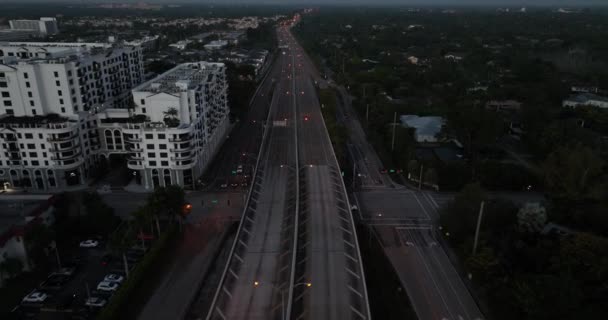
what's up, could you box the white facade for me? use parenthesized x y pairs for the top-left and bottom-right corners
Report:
(9, 18), (59, 35)
(563, 93), (608, 109)
(99, 62), (230, 191)
(0, 42), (144, 190)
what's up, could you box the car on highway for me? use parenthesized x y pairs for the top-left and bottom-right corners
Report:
(236, 165), (243, 174)
(85, 297), (107, 308)
(22, 291), (48, 303)
(52, 267), (76, 277)
(79, 240), (99, 248)
(220, 182), (228, 188)
(230, 182), (239, 188)
(96, 281), (119, 292)
(103, 274), (124, 283)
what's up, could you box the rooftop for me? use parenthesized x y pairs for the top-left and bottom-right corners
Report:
(135, 62), (224, 94)
(0, 114), (70, 125)
(566, 93), (608, 103)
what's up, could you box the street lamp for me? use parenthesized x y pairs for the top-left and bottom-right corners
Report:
(253, 281), (311, 320)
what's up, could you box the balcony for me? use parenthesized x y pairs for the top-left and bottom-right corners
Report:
(47, 133), (77, 142)
(50, 143), (78, 152)
(169, 144), (193, 152)
(125, 136), (142, 143)
(128, 155), (144, 161)
(127, 161), (144, 170)
(126, 146), (143, 152)
(51, 150), (81, 161)
(168, 137), (190, 143)
(5, 135), (17, 142)
(170, 153), (194, 161)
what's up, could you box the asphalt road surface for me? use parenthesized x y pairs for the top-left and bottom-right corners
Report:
(206, 32), (299, 320)
(287, 26), (371, 320)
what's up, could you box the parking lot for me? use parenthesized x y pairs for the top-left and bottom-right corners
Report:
(12, 236), (151, 320)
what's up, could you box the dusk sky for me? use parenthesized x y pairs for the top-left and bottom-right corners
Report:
(0, 0), (606, 5)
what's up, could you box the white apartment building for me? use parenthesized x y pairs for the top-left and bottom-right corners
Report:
(9, 18), (59, 35)
(97, 62), (230, 191)
(0, 42), (144, 190)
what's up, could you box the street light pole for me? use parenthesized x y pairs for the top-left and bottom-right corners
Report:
(418, 164), (424, 191)
(391, 112), (397, 151)
(472, 201), (485, 255)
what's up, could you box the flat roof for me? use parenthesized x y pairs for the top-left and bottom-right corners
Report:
(135, 62), (224, 94)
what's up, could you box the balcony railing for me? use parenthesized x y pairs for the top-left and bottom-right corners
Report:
(168, 137), (190, 142)
(47, 133), (77, 142)
(51, 150), (81, 161)
(169, 144), (193, 152)
(128, 155), (144, 161)
(170, 153), (194, 161)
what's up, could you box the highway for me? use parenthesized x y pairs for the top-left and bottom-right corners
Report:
(287, 26), (371, 320)
(206, 28), (299, 320)
(206, 22), (371, 320)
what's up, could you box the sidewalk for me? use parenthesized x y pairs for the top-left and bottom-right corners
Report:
(137, 215), (231, 320)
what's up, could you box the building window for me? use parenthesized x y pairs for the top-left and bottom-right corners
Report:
(56, 80), (60, 86)
(3, 100), (12, 106)
(29, 152), (37, 157)
(32, 109), (37, 115)
(0, 82), (6, 87)
(158, 134), (165, 139)
(27, 91), (32, 97)
(145, 134), (153, 139)
(23, 72), (28, 79)
(148, 153), (155, 158)
(29, 100), (35, 106)
(59, 99), (64, 105)
(159, 144), (167, 150)
(25, 134), (33, 139)
(160, 152), (168, 158)
(146, 144), (154, 149)
(38, 133), (42, 139)
(25, 81), (30, 88)
(6, 109), (13, 115)
(61, 107), (66, 113)
(32, 160), (39, 166)
(149, 161), (157, 166)
(43, 152), (47, 157)
(161, 161), (169, 166)
(27, 143), (35, 148)
(1, 92), (9, 98)
(40, 144), (45, 149)
(54, 71), (59, 77)
(57, 90), (63, 96)
(141, 107), (146, 114)
(140, 99), (145, 105)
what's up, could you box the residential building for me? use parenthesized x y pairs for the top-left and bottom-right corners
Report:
(0, 42), (144, 190)
(9, 18), (59, 35)
(99, 62), (230, 191)
(169, 40), (192, 50)
(0, 30), (38, 42)
(562, 93), (608, 109)
(0, 195), (55, 286)
(204, 40), (229, 51)
(400, 115), (444, 143)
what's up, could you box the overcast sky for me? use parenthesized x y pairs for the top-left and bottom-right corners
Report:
(0, 0), (606, 5)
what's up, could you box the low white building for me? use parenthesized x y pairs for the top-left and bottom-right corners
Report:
(563, 93), (608, 109)
(9, 17), (59, 35)
(400, 115), (444, 143)
(204, 40), (228, 51)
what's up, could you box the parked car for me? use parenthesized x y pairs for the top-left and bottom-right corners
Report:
(22, 291), (48, 303)
(52, 267), (76, 277)
(40, 275), (69, 290)
(84, 297), (107, 308)
(96, 281), (119, 292)
(79, 240), (99, 248)
(103, 274), (124, 283)
(100, 254), (114, 266)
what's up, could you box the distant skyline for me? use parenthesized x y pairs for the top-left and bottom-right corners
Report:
(0, 0), (607, 6)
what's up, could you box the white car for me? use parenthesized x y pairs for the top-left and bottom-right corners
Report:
(97, 281), (119, 291)
(85, 297), (107, 307)
(22, 291), (48, 303)
(104, 274), (124, 283)
(79, 240), (99, 248)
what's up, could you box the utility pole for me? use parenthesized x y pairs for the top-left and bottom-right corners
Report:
(418, 164), (424, 190)
(352, 161), (357, 190)
(54, 244), (62, 269)
(85, 282), (91, 299)
(123, 253), (129, 278)
(472, 201), (485, 255)
(366, 104), (369, 123)
(391, 112), (397, 151)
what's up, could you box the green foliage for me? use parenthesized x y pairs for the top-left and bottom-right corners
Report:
(24, 223), (54, 269)
(543, 144), (605, 201)
(0, 256), (24, 278)
(147, 185), (186, 219)
(319, 88), (348, 164)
